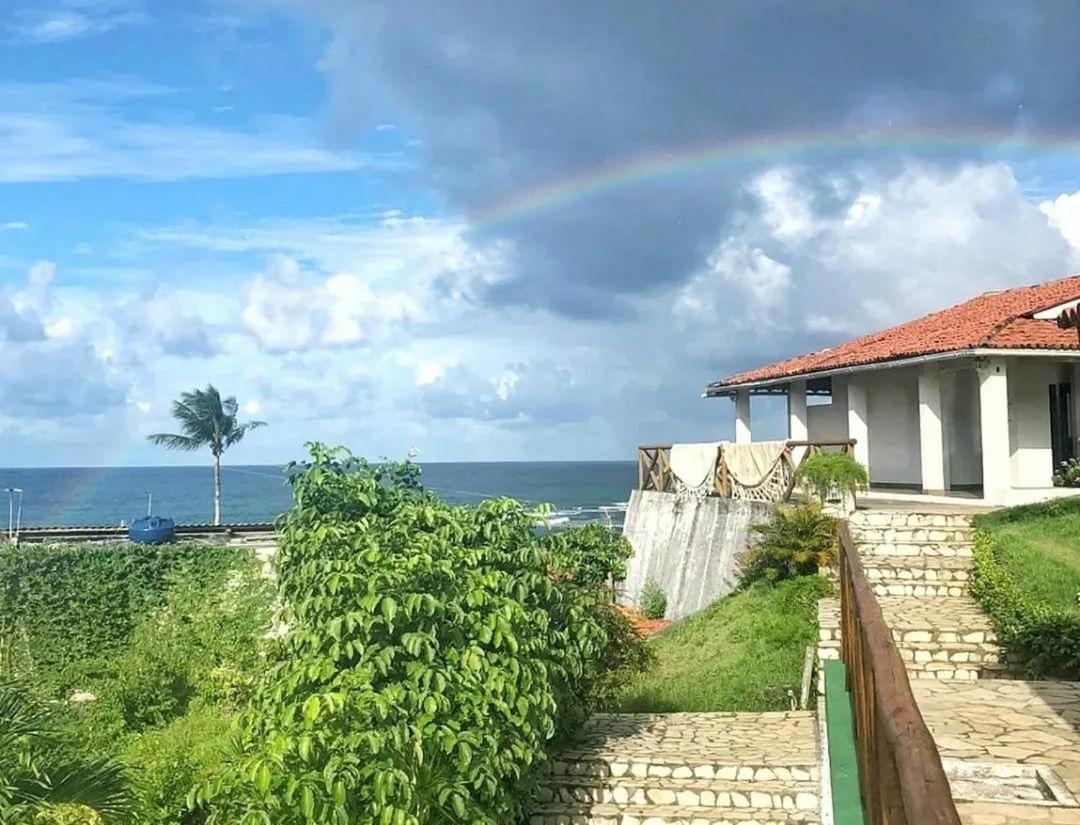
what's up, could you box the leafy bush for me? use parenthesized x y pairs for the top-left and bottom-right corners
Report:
(121, 705), (234, 825)
(1053, 457), (1080, 487)
(87, 556), (272, 737)
(969, 529), (1080, 679)
(545, 523), (633, 590)
(794, 451), (868, 503)
(742, 504), (837, 585)
(0, 541), (244, 696)
(639, 579), (667, 620)
(198, 444), (644, 825)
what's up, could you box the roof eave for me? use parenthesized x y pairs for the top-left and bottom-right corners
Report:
(704, 346), (1080, 397)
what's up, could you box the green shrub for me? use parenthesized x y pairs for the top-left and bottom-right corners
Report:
(198, 444), (644, 825)
(742, 504), (837, 585)
(794, 451), (868, 503)
(0, 542), (244, 696)
(1053, 458), (1080, 487)
(969, 529), (1080, 679)
(639, 579), (667, 620)
(545, 523), (633, 590)
(122, 705), (234, 825)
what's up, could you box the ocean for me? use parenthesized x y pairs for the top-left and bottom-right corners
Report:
(0, 462), (637, 529)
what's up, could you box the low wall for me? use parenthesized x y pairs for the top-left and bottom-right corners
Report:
(621, 489), (773, 621)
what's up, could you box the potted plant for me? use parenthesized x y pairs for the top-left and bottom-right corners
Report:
(794, 451), (868, 514)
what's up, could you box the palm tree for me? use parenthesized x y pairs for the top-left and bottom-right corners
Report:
(147, 385), (266, 526)
(0, 679), (135, 823)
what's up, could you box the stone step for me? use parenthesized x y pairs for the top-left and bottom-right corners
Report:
(528, 802), (819, 824)
(546, 759), (818, 783)
(862, 555), (972, 598)
(856, 539), (973, 558)
(850, 526), (974, 544)
(850, 510), (974, 529)
(818, 596), (1003, 681)
(535, 776), (818, 810)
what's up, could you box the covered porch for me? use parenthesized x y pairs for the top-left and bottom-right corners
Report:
(712, 353), (1080, 507)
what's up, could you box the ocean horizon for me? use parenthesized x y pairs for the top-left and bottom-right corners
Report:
(0, 461), (637, 529)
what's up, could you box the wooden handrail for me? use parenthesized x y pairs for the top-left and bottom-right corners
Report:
(837, 522), (961, 825)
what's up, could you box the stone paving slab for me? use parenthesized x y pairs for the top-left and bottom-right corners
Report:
(564, 713), (819, 766)
(915, 679), (1080, 824)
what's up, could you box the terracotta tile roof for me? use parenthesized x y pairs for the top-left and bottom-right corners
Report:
(707, 275), (1080, 393)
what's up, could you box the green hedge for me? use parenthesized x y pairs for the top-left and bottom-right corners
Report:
(969, 529), (1080, 680)
(0, 541), (244, 694)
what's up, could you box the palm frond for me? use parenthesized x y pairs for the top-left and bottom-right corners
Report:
(11, 756), (135, 823)
(222, 420), (267, 449)
(0, 680), (135, 823)
(146, 433), (205, 452)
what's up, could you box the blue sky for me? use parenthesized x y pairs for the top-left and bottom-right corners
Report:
(6, 1), (1080, 467)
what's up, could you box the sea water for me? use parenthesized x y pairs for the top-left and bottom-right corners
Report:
(0, 461), (635, 529)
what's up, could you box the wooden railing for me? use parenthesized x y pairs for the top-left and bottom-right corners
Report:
(837, 522), (961, 825)
(637, 439), (855, 501)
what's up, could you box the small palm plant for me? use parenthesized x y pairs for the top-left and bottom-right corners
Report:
(0, 679), (134, 823)
(147, 385), (266, 525)
(741, 504), (837, 585)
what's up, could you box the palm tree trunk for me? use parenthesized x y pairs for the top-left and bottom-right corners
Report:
(213, 453), (222, 526)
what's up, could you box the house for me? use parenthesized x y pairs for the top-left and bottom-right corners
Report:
(705, 275), (1080, 505)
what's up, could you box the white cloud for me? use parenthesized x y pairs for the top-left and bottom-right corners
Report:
(3, 221), (29, 231)
(752, 168), (818, 243)
(674, 162), (1079, 361)
(0, 78), (392, 182)
(141, 213), (509, 353)
(8, 1), (148, 44)
(414, 360), (446, 386)
(1040, 191), (1080, 250)
(675, 240), (792, 322)
(0, 262), (128, 419)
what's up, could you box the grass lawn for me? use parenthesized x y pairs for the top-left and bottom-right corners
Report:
(616, 575), (832, 713)
(973, 498), (1080, 613)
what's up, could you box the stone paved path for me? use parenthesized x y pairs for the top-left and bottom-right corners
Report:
(823, 507), (1080, 824)
(532, 712), (821, 824)
(915, 679), (1080, 824)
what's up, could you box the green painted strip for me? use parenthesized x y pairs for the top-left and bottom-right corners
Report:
(825, 659), (866, 825)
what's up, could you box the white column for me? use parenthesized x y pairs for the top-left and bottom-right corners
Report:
(847, 379), (869, 471)
(734, 389), (752, 444)
(1071, 362), (1080, 459)
(788, 380), (809, 441)
(978, 358), (1011, 502)
(918, 366), (946, 492)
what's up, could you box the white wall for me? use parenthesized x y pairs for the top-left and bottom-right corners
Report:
(941, 365), (981, 488)
(1007, 358), (1054, 489)
(863, 368), (921, 486)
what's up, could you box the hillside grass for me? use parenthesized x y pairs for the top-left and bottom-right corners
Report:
(616, 575), (832, 713)
(973, 497), (1080, 613)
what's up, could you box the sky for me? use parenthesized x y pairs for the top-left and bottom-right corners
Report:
(8, 1), (1080, 466)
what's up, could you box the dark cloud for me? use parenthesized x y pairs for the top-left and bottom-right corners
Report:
(291, 0), (1080, 317)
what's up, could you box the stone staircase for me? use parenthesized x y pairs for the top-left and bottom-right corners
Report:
(818, 507), (1012, 682)
(531, 712), (821, 824)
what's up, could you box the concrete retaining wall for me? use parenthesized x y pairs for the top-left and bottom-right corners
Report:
(621, 489), (773, 621)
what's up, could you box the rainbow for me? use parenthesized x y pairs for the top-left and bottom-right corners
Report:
(467, 126), (1080, 227)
